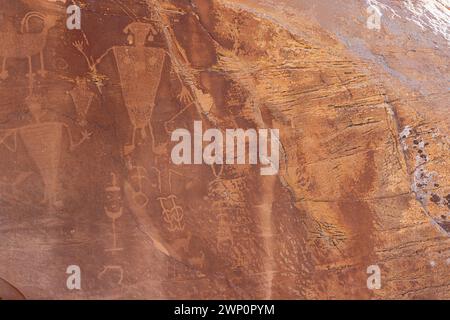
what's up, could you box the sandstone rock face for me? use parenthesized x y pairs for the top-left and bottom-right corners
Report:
(0, 0), (448, 299)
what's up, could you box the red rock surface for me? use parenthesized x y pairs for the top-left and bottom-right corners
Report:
(0, 0), (448, 299)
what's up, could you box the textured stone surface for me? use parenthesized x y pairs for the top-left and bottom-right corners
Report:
(0, 0), (448, 299)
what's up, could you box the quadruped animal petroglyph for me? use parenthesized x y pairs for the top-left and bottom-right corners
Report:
(0, 12), (57, 80)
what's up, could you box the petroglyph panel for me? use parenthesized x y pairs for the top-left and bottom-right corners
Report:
(0, 0), (448, 300)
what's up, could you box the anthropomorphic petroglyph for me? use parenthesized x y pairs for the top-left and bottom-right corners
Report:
(77, 20), (167, 155)
(69, 77), (94, 127)
(0, 94), (91, 207)
(104, 173), (124, 253)
(93, 8), (214, 154)
(112, 22), (165, 154)
(99, 174), (125, 287)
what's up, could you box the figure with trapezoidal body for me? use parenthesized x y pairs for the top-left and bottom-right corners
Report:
(0, 94), (92, 208)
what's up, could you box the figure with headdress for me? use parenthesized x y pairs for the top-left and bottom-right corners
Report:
(0, 94), (92, 208)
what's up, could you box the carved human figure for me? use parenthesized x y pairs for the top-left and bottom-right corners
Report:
(0, 94), (91, 207)
(112, 22), (165, 154)
(104, 173), (124, 252)
(69, 77), (94, 127)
